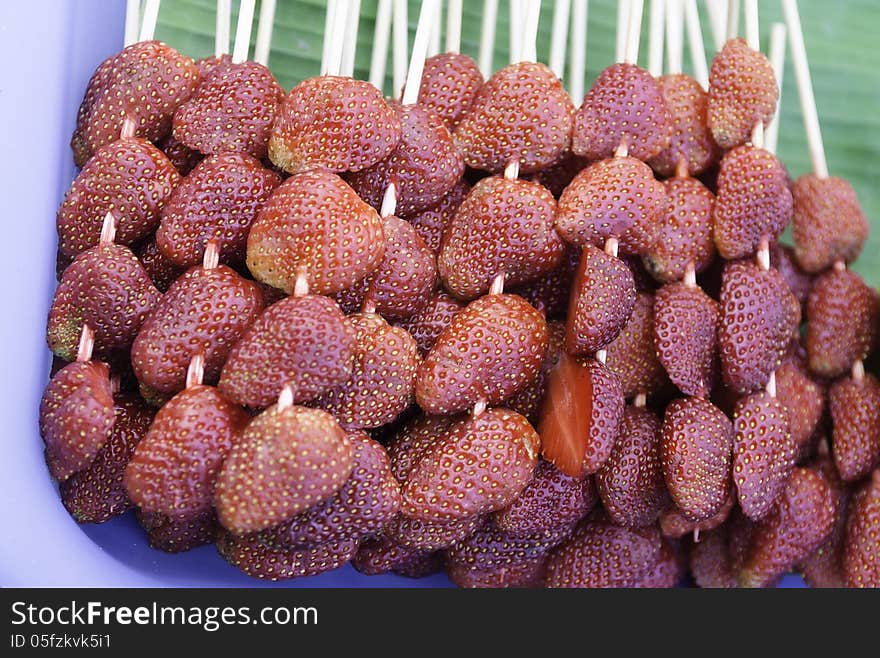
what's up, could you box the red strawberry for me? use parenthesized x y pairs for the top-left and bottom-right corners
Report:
(71, 41), (199, 167)
(215, 403), (354, 534)
(400, 408), (540, 521)
(511, 243), (581, 320)
(732, 391), (798, 521)
(829, 372), (880, 483)
(530, 151), (591, 198)
(493, 459), (597, 538)
(544, 520), (663, 587)
(572, 63), (673, 162)
(131, 262), (263, 394)
(806, 268), (879, 378)
(799, 449), (849, 588)
(413, 52), (484, 129)
(596, 405), (667, 528)
(844, 469), (880, 588)
(416, 293), (548, 415)
(774, 351), (825, 456)
(124, 385), (249, 516)
(408, 179), (470, 253)
(217, 531), (358, 580)
(689, 526), (737, 588)
(454, 61), (575, 174)
(60, 394), (153, 523)
(661, 397), (733, 522)
(158, 133), (202, 176)
(47, 241), (161, 361)
(438, 176), (563, 300)
(261, 432), (401, 546)
(539, 356), (625, 476)
(605, 292), (667, 398)
(40, 360), (115, 481)
(719, 260), (801, 394)
(565, 244), (637, 355)
(713, 146), (792, 260)
(638, 538), (686, 588)
(57, 138), (180, 257)
(770, 243), (813, 311)
(707, 38), (778, 149)
(138, 509), (219, 553)
(555, 157), (667, 255)
(660, 492), (734, 539)
(396, 292), (465, 357)
(134, 237), (184, 292)
(654, 281), (719, 397)
(385, 513), (485, 552)
(246, 170), (385, 295)
(642, 176), (715, 284)
(219, 294), (356, 408)
(334, 215), (437, 319)
(647, 73), (720, 177)
(313, 312), (420, 430)
(791, 175), (869, 273)
(503, 321), (565, 423)
(156, 153), (282, 267)
(172, 59), (284, 159)
(737, 467), (837, 587)
(352, 535), (442, 577)
(269, 76), (401, 174)
(386, 413), (457, 482)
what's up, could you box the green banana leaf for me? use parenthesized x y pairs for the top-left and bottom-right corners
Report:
(155, 0), (880, 286)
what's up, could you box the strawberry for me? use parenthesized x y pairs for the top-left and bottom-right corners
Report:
(400, 407), (540, 521)
(385, 513), (485, 552)
(770, 243), (813, 311)
(47, 241), (161, 361)
(246, 170), (386, 295)
(791, 174), (869, 273)
(158, 133), (202, 176)
(544, 519), (663, 587)
(334, 215), (437, 319)
(408, 179), (470, 253)
(454, 61), (575, 174)
(40, 360), (115, 481)
(806, 268), (879, 378)
(503, 321), (564, 423)
(511, 244), (581, 320)
(647, 73), (720, 177)
(732, 391), (798, 520)
(493, 459), (597, 538)
(555, 156), (667, 255)
(396, 292), (465, 357)
(260, 432), (401, 546)
(124, 385), (249, 516)
(131, 261), (263, 395)
(156, 153), (281, 267)
(138, 509), (219, 553)
(313, 312), (420, 430)
(596, 405), (667, 528)
(844, 469), (880, 588)
(438, 176), (563, 300)
(689, 526), (737, 588)
(539, 356), (625, 476)
(386, 413), (457, 482)
(352, 535), (442, 577)
(413, 52), (484, 129)
(564, 244), (637, 355)
(737, 467), (836, 587)
(214, 403), (354, 534)
(660, 492), (734, 539)
(219, 294), (356, 408)
(654, 281), (719, 397)
(530, 152), (591, 198)
(572, 63), (673, 162)
(217, 531), (358, 580)
(713, 146), (792, 260)
(416, 293), (548, 415)
(638, 538), (686, 588)
(798, 449), (849, 588)
(829, 372), (880, 482)
(718, 260), (800, 394)
(71, 41), (199, 167)
(134, 237), (184, 292)
(605, 292), (667, 398)
(774, 351), (825, 456)
(707, 38), (778, 149)
(347, 103), (464, 218)
(172, 59), (284, 160)
(268, 75), (401, 174)
(661, 397), (733, 522)
(642, 176), (715, 284)
(57, 138), (180, 257)
(60, 394), (153, 523)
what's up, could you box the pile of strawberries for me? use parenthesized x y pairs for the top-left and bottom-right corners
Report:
(40, 35), (880, 588)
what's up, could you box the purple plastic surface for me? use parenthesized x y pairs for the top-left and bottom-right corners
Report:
(0, 0), (804, 588)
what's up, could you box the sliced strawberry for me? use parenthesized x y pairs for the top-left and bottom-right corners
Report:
(215, 404), (354, 534)
(396, 292), (465, 357)
(707, 38), (778, 149)
(438, 176), (563, 300)
(217, 531), (357, 580)
(661, 397), (733, 522)
(510, 243), (581, 319)
(134, 236), (184, 292)
(407, 179), (470, 253)
(352, 535), (442, 577)
(659, 492), (734, 539)
(844, 469), (880, 588)
(385, 513), (484, 552)
(415, 293), (548, 415)
(246, 170), (386, 295)
(454, 61), (575, 174)
(158, 133), (202, 176)
(413, 52), (484, 129)
(605, 292), (667, 399)
(829, 372), (880, 482)
(774, 351), (825, 457)
(138, 509), (219, 553)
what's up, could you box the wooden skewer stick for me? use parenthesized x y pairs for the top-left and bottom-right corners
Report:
(341, 0), (362, 78)
(782, 0), (828, 179)
(325, 0), (349, 76)
(743, 0), (763, 146)
(138, 0), (161, 42)
(664, 0), (683, 74)
(647, 0), (665, 77)
(369, 0), (393, 90)
(321, 0), (338, 75)
(186, 353), (205, 389)
(125, 0), (141, 47)
(231, 0), (256, 64)
(704, 0), (726, 52)
(478, 0), (499, 78)
(549, 0), (572, 79)
(392, 0), (409, 95)
(76, 325), (95, 363)
(99, 211), (117, 246)
(764, 23), (787, 156)
(521, 0), (542, 63)
(428, 0), (441, 57)
(215, 0), (231, 57)
(684, 0), (709, 88)
(401, 0), (440, 106)
(568, 0), (588, 101)
(510, 0), (524, 63)
(615, 0), (632, 63)
(725, 0), (739, 41)
(293, 269), (310, 297)
(380, 182), (398, 218)
(446, 0), (463, 53)
(277, 384), (295, 410)
(624, 0), (644, 65)
(203, 239), (221, 270)
(253, 0), (277, 66)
